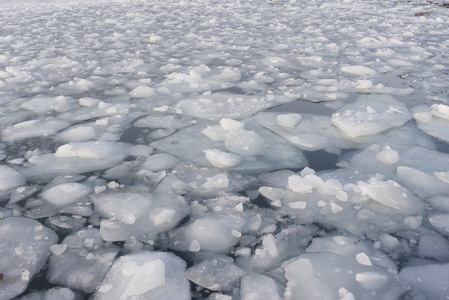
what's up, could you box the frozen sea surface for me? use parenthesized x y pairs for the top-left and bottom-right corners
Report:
(1, 0), (449, 299)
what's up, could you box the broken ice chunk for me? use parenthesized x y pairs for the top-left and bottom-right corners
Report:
(284, 258), (334, 299)
(355, 272), (389, 289)
(220, 118), (245, 130)
(203, 174), (229, 189)
(375, 146), (400, 165)
(129, 86), (154, 98)
(240, 273), (282, 300)
(356, 252), (372, 266)
(185, 256), (244, 292)
(203, 149), (242, 168)
(168, 216), (242, 253)
(412, 105), (449, 142)
(259, 186), (285, 202)
(125, 259), (165, 296)
(0, 165), (25, 190)
(224, 130), (265, 156)
(92, 251), (190, 300)
(0, 217), (58, 299)
(288, 175), (314, 193)
(431, 103), (449, 120)
(276, 113), (302, 128)
(331, 95), (411, 138)
(55, 141), (132, 160)
(47, 228), (119, 293)
(340, 65), (377, 76)
(357, 177), (424, 214)
(1, 119), (70, 141)
(41, 183), (93, 207)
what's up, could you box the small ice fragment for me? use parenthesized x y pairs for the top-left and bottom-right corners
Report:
(304, 174), (325, 188)
(376, 147), (400, 165)
(94, 186), (107, 194)
(288, 201), (307, 209)
(333, 236), (347, 245)
(431, 104), (449, 120)
(288, 175), (313, 193)
(366, 106), (376, 114)
(336, 190), (348, 202)
(341, 65), (377, 76)
(300, 167), (315, 177)
(276, 113), (302, 128)
(356, 80), (373, 89)
(317, 200), (326, 207)
(189, 240), (201, 252)
(98, 284), (114, 293)
(231, 230), (242, 238)
(107, 181), (120, 189)
(259, 186), (285, 201)
(338, 287), (356, 300)
(50, 244), (67, 256)
(262, 234), (279, 258)
(235, 247), (251, 257)
(129, 86), (154, 98)
(331, 203), (343, 213)
(220, 118), (245, 130)
(356, 252), (372, 266)
(153, 105), (169, 112)
(234, 202), (244, 212)
(95, 118), (109, 126)
(203, 174), (229, 189)
(355, 272), (389, 289)
(203, 149), (241, 168)
(21, 269), (31, 281)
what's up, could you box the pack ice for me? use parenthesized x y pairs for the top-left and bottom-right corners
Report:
(1, 0), (449, 299)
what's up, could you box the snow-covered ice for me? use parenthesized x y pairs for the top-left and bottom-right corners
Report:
(1, 0), (449, 298)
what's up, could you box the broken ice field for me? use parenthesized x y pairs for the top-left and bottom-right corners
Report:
(1, 0), (449, 299)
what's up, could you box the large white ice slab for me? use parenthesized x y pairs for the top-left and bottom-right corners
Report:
(91, 192), (188, 241)
(93, 251), (190, 300)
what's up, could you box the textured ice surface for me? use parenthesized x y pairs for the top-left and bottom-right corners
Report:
(92, 251), (190, 300)
(1, 0), (449, 298)
(331, 95), (412, 138)
(412, 104), (449, 142)
(91, 192), (189, 241)
(0, 217), (58, 299)
(0, 165), (25, 190)
(46, 228), (119, 293)
(185, 256), (245, 292)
